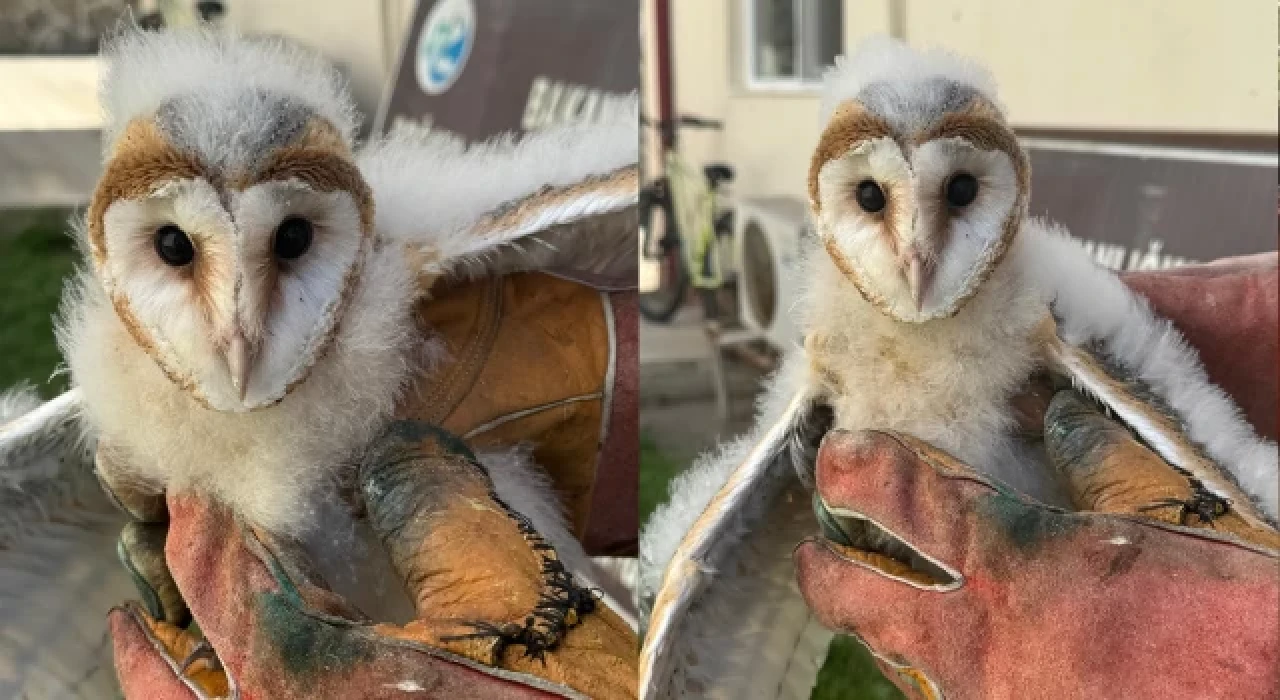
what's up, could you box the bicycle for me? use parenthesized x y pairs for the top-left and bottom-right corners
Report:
(638, 115), (737, 323)
(137, 1), (227, 30)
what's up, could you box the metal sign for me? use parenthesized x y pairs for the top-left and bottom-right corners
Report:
(375, 0), (638, 142)
(1024, 139), (1278, 270)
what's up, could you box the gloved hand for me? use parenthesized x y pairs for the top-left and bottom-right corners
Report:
(798, 427), (1278, 699)
(794, 256), (1280, 699)
(108, 421), (637, 699)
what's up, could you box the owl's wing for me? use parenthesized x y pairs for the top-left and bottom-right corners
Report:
(1038, 315), (1278, 531)
(0, 386), (132, 699)
(640, 353), (837, 699)
(1024, 224), (1279, 527)
(0, 386), (83, 467)
(358, 101), (638, 292)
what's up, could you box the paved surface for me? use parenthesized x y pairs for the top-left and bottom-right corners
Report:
(639, 305), (767, 469)
(0, 130), (101, 209)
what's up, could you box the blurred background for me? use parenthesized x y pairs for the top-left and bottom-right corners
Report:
(0, 2), (636, 696)
(637, 1), (1277, 697)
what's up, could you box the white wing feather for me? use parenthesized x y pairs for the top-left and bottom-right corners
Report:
(0, 386), (131, 699)
(641, 349), (833, 698)
(358, 98), (639, 283)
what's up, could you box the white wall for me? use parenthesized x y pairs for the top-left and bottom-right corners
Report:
(904, 0), (1278, 133)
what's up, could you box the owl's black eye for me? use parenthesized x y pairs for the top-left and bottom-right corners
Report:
(855, 180), (886, 213)
(945, 173), (979, 208)
(274, 217), (313, 260)
(154, 225), (195, 266)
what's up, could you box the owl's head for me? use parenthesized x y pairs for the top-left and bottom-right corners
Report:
(86, 28), (371, 412)
(808, 38), (1030, 323)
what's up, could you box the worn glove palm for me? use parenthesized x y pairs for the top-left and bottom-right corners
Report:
(109, 422), (637, 699)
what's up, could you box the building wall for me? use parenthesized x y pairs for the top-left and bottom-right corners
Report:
(650, 0), (1278, 201)
(226, 0), (419, 129)
(906, 0), (1277, 133)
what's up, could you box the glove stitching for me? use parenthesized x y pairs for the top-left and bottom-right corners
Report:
(442, 489), (600, 664)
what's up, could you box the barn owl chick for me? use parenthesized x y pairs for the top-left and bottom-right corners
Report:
(803, 39), (1274, 503)
(52, 27), (636, 541)
(61, 29), (410, 535)
(640, 37), (1277, 698)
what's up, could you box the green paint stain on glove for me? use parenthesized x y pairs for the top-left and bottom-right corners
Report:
(253, 541), (376, 680)
(977, 491), (1081, 553)
(256, 591), (377, 678)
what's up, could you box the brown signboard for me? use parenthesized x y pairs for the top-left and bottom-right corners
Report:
(1024, 138), (1277, 269)
(374, 0), (638, 141)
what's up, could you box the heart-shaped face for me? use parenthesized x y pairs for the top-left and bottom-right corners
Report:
(88, 99), (374, 413)
(809, 86), (1030, 323)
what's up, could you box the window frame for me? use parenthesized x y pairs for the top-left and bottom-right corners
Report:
(741, 0), (839, 92)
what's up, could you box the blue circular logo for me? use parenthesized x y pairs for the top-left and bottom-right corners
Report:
(415, 0), (475, 96)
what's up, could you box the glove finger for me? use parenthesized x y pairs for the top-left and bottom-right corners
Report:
(813, 429), (998, 583)
(163, 492), (294, 684)
(109, 602), (226, 699)
(793, 539), (948, 698)
(1045, 391), (1280, 549)
(164, 493), (367, 675)
(164, 493), (585, 699)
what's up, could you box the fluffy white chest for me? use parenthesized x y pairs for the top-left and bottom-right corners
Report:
(803, 251), (1048, 477)
(60, 247), (420, 535)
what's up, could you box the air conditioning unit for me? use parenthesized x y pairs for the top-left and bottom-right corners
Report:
(732, 197), (811, 351)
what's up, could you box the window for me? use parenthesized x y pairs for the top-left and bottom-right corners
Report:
(744, 0), (843, 90)
(0, 0), (134, 54)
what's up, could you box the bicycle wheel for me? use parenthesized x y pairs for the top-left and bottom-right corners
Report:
(638, 187), (687, 323)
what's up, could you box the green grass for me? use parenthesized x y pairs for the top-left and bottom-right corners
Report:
(640, 434), (686, 524)
(0, 210), (79, 398)
(812, 637), (905, 700)
(640, 432), (904, 699)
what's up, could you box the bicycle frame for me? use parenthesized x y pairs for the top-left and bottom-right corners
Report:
(639, 114), (737, 323)
(663, 149), (724, 289)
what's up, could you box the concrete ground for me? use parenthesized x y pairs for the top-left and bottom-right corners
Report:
(639, 305), (768, 470)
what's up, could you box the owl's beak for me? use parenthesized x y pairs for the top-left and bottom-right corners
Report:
(903, 249), (931, 312)
(225, 331), (253, 402)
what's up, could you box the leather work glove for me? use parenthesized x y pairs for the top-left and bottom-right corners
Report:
(794, 255), (1280, 699)
(108, 421), (637, 699)
(798, 427), (1279, 699)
